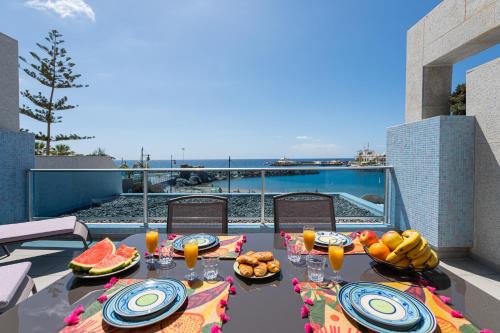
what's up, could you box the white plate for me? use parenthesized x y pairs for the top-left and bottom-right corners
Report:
(73, 254), (141, 279)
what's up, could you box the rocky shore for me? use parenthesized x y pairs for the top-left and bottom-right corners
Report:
(70, 194), (383, 223)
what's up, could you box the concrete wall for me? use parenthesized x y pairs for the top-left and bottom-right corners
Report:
(32, 156), (122, 217)
(467, 57), (500, 271)
(35, 155), (117, 169)
(406, 0), (500, 122)
(0, 33), (19, 131)
(387, 116), (475, 253)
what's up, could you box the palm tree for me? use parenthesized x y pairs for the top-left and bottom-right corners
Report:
(34, 142), (46, 155)
(51, 144), (74, 156)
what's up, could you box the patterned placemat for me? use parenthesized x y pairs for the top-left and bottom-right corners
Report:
(167, 235), (244, 259)
(60, 279), (230, 333)
(289, 232), (365, 255)
(298, 281), (479, 333)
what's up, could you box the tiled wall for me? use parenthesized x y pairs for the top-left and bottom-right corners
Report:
(387, 116), (475, 249)
(0, 129), (34, 224)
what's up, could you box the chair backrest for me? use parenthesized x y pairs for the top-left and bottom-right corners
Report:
(273, 192), (336, 233)
(167, 195), (228, 234)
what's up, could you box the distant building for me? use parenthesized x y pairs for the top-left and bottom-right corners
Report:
(354, 146), (386, 166)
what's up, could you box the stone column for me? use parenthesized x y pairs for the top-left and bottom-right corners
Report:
(467, 57), (500, 271)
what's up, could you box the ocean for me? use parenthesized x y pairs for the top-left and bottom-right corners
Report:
(117, 159), (385, 198)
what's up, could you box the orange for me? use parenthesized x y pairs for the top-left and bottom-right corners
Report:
(368, 242), (391, 260)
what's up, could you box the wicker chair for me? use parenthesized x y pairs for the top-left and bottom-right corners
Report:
(167, 195), (229, 234)
(273, 192), (336, 233)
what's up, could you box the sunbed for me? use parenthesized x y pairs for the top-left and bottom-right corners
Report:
(0, 262), (36, 314)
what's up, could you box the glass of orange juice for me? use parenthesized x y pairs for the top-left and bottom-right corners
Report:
(184, 239), (199, 281)
(303, 225), (316, 259)
(145, 228), (159, 264)
(328, 239), (344, 283)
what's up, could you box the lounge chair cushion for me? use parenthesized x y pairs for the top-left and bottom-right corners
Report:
(0, 262), (31, 309)
(0, 216), (76, 244)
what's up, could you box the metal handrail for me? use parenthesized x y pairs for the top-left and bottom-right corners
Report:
(29, 166), (392, 172)
(28, 166), (392, 227)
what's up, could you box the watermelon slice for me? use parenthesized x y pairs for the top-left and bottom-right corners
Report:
(115, 244), (137, 260)
(69, 238), (115, 271)
(88, 253), (131, 275)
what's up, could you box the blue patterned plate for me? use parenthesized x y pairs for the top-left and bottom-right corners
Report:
(113, 280), (178, 319)
(349, 284), (421, 329)
(339, 282), (436, 333)
(102, 278), (187, 328)
(315, 231), (353, 247)
(172, 234), (219, 252)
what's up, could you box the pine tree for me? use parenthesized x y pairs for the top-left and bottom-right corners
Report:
(51, 144), (74, 156)
(449, 83), (466, 115)
(19, 29), (93, 155)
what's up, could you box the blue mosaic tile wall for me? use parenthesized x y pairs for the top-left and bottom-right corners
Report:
(386, 116), (475, 248)
(0, 129), (34, 225)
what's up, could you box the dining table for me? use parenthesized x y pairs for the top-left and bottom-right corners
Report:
(0, 232), (494, 332)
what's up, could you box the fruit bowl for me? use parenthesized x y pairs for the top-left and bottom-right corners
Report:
(363, 246), (438, 273)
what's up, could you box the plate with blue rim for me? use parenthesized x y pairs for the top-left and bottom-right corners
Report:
(113, 279), (178, 320)
(349, 284), (421, 330)
(314, 231), (353, 248)
(102, 278), (187, 328)
(172, 234), (219, 252)
(338, 282), (436, 333)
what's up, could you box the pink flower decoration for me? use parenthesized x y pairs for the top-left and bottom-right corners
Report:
(220, 313), (231, 323)
(144, 251), (150, 256)
(418, 279), (429, 286)
(235, 246), (241, 253)
(242, 234), (247, 242)
(219, 299), (228, 308)
(292, 278), (299, 286)
(229, 286), (237, 294)
(97, 295), (108, 303)
(304, 297), (314, 306)
(294, 285), (301, 293)
(451, 310), (464, 318)
(280, 231), (285, 237)
(63, 313), (80, 326)
(236, 240), (243, 246)
(480, 330), (494, 333)
(285, 234), (292, 240)
(439, 295), (452, 304)
(226, 276), (234, 284)
(301, 305), (310, 318)
(104, 282), (113, 289)
(304, 322), (314, 333)
(210, 325), (223, 333)
(282, 240), (287, 247)
(109, 277), (119, 285)
(427, 286), (436, 293)
(72, 304), (85, 316)
(155, 248), (159, 253)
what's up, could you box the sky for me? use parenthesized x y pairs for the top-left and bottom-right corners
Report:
(1, 0), (499, 160)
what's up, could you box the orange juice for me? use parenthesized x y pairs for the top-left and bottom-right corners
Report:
(303, 230), (316, 252)
(184, 241), (198, 269)
(328, 244), (344, 272)
(145, 229), (158, 253)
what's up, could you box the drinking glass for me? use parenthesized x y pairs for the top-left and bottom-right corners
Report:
(202, 256), (219, 281)
(158, 245), (173, 269)
(286, 237), (303, 264)
(145, 228), (159, 264)
(328, 240), (345, 283)
(303, 225), (316, 259)
(184, 239), (199, 281)
(307, 255), (326, 283)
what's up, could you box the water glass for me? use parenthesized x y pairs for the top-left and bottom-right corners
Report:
(286, 237), (303, 264)
(202, 256), (219, 281)
(307, 255), (326, 283)
(158, 245), (173, 269)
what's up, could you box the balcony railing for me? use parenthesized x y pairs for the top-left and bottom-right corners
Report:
(27, 166), (393, 228)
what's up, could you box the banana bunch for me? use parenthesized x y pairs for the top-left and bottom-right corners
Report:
(385, 230), (438, 270)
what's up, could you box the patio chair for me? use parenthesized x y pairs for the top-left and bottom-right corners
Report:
(167, 195), (228, 234)
(0, 216), (92, 257)
(273, 192), (336, 233)
(0, 262), (37, 314)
